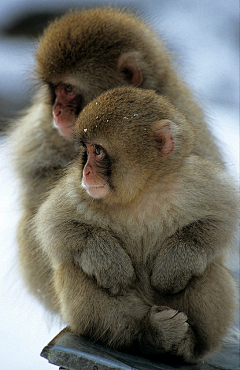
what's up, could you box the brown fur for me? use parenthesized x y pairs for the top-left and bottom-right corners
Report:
(33, 87), (238, 363)
(8, 7), (227, 318)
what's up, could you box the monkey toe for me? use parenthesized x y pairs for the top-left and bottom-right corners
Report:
(142, 305), (189, 353)
(150, 305), (187, 321)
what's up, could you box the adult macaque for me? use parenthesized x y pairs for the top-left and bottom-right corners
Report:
(34, 87), (238, 363)
(9, 8), (224, 311)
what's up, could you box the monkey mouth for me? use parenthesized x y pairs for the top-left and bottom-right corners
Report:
(82, 182), (109, 199)
(53, 119), (75, 138)
(58, 125), (75, 137)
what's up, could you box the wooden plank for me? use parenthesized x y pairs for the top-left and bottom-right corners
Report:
(41, 328), (239, 370)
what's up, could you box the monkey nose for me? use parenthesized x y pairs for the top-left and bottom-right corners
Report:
(54, 108), (62, 117)
(53, 103), (63, 118)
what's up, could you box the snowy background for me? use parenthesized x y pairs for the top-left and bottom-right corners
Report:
(0, 1), (239, 369)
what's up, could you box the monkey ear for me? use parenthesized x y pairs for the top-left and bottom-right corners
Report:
(153, 120), (175, 158)
(117, 53), (143, 86)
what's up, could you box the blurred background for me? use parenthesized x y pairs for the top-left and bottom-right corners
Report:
(0, 1), (239, 369)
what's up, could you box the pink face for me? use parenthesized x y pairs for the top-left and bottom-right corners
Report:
(52, 83), (81, 139)
(81, 143), (111, 199)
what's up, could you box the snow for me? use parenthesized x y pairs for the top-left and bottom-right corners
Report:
(0, 1), (239, 369)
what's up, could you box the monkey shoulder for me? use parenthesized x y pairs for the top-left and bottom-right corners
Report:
(178, 155), (238, 218)
(137, 155), (238, 230)
(181, 155), (237, 192)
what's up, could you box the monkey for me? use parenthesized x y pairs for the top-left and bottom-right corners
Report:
(33, 87), (238, 363)
(9, 7), (225, 312)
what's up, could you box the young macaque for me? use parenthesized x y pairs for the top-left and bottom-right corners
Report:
(9, 7), (224, 311)
(34, 87), (238, 363)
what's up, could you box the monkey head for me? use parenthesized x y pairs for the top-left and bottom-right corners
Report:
(35, 8), (170, 140)
(75, 87), (195, 204)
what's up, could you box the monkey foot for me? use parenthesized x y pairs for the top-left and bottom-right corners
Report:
(143, 305), (189, 354)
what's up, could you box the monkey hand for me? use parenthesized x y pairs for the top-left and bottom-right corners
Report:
(150, 243), (208, 294)
(76, 232), (136, 295)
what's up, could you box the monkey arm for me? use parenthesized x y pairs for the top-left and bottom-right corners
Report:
(150, 158), (238, 295)
(76, 227), (136, 295)
(150, 219), (230, 294)
(35, 200), (136, 296)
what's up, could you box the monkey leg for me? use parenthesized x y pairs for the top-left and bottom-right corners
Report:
(54, 261), (151, 350)
(18, 211), (59, 313)
(142, 262), (237, 363)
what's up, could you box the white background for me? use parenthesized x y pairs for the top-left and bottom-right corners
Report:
(0, 1), (239, 369)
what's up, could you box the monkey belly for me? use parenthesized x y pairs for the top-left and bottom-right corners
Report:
(18, 212), (59, 313)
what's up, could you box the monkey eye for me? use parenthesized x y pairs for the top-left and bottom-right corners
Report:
(64, 84), (74, 93)
(94, 145), (103, 156)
